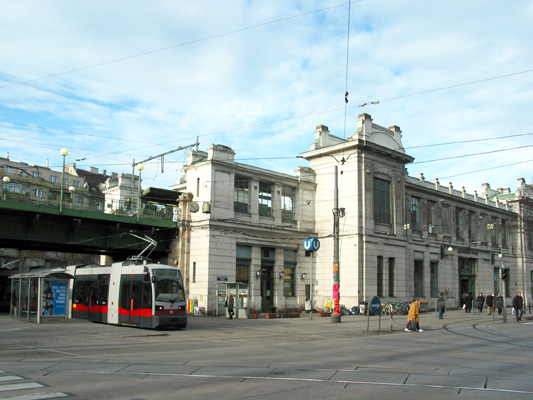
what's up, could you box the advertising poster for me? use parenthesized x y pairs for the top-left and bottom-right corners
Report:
(42, 280), (67, 317)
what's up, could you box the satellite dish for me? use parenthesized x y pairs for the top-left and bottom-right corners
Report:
(189, 201), (199, 213)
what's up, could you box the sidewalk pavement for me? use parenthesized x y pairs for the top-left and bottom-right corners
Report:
(1, 307), (527, 338)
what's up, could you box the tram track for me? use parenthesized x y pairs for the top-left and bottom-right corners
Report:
(442, 319), (533, 349)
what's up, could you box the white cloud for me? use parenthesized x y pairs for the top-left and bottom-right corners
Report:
(0, 0), (532, 193)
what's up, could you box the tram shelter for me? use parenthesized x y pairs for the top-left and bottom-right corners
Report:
(10, 268), (72, 324)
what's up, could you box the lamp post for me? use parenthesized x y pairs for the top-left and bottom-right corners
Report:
(136, 163), (144, 219)
(2, 176), (10, 200)
(59, 148), (68, 213)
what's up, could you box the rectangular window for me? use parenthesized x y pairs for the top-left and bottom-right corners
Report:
(73, 180), (80, 188)
(281, 186), (295, 221)
(234, 177), (249, 214)
(456, 208), (464, 239)
(501, 220), (508, 248)
(50, 176), (58, 184)
(34, 188), (43, 199)
(411, 197), (421, 231)
(388, 258), (395, 296)
(489, 219), (497, 244)
(414, 260), (424, 297)
(258, 182), (273, 217)
(236, 245), (251, 284)
(430, 261), (438, 298)
(468, 211), (476, 241)
(373, 178), (391, 224)
(377, 256), (383, 297)
(5, 166), (15, 174)
(196, 178), (200, 198)
(283, 250), (297, 297)
(428, 201), (437, 234)
(192, 262), (196, 283)
(441, 206), (451, 235)
(32, 171), (39, 179)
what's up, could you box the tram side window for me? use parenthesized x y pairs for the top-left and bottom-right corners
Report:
(98, 283), (108, 305)
(73, 280), (92, 306)
(142, 282), (152, 309)
(120, 282), (130, 311)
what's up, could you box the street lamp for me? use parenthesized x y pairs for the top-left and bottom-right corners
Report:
(59, 148), (69, 213)
(68, 186), (76, 209)
(2, 176), (10, 200)
(136, 163), (144, 218)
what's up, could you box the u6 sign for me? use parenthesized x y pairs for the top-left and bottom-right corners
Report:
(303, 238), (320, 252)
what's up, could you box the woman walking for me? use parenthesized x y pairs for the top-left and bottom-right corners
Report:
(405, 299), (423, 332)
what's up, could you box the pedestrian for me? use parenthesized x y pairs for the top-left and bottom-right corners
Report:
(476, 293), (485, 313)
(464, 293), (473, 313)
(496, 293), (503, 315)
(225, 294), (235, 320)
(512, 292), (523, 322)
(405, 299), (423, 332)
(485, 293), (494, 315)
(437, 293), (446, 319)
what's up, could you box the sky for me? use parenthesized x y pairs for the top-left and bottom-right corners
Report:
(1, 1), (532, 195)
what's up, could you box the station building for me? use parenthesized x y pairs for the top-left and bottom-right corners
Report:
(173, 113), (533, 316)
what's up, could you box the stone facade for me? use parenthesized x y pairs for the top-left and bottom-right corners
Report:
(174, 114), (533, 314)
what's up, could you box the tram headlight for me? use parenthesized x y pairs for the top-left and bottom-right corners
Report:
(156, 305), (164, 311)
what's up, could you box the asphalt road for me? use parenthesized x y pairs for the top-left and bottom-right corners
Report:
(0, 309), (532, 400)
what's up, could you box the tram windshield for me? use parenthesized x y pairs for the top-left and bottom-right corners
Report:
(153, 269), (185, 303)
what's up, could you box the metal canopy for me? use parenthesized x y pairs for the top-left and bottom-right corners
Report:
(142, 187), (181, 206)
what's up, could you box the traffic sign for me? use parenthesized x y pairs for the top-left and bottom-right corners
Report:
(369, 296), (381, 315)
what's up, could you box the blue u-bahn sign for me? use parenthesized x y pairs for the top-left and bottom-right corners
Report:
(303, 238), (320, 252)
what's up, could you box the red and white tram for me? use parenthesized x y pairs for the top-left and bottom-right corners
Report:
(66, 260), (186, 329)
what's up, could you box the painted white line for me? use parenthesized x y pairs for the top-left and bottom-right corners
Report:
(1, 392), (70, 400)
(0, 382), (43, 392)
(0, 375), (23, 382)
(84, 369), (533, 396)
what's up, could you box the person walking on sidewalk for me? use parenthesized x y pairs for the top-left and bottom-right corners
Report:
(437, 293), (446, 319)
(405, 299), (423, 332)
(512, 292), (523, 322)
(464, 293), (473, 313)
(225, 294), (235, 320)
(486, 293), (494, 315)
(496, 293), (503, 315)
(476, 293), (485, 313)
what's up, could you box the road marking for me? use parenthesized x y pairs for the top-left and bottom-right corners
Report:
(0, 382), (43, 392)
(0, 392), (70, 399)
(0, 375), (23, 382)
(84, 369), (533, 396)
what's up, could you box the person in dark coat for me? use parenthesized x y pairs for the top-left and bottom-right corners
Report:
(476, 293), (485, 313)
(464, 293), (473, 313)
(512, 292), (523, 322)
(496, 293), (503, 315)
(485, 293), (494, 315)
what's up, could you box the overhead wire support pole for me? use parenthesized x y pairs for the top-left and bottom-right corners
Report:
(332, 165), (341, 323)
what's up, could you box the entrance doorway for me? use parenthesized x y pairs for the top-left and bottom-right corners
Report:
(260, 266), (274, 312)
(458, 257), (476, 300)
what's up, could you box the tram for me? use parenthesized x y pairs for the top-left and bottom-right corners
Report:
(66, 260), (186, 329)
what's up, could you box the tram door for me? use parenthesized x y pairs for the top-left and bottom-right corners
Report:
(120, 279), (142, 326)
